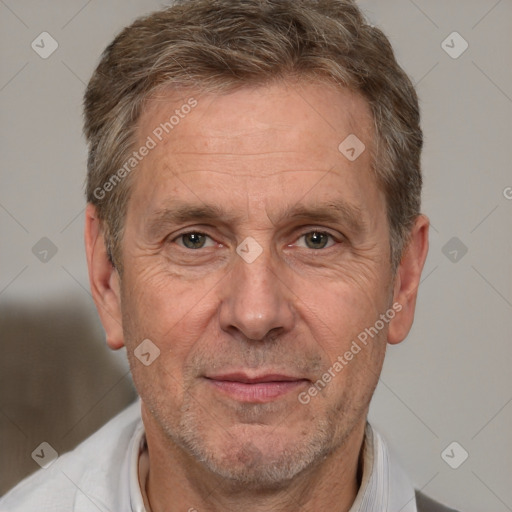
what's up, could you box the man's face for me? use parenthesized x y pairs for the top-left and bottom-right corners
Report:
(118, 81), (396, 484)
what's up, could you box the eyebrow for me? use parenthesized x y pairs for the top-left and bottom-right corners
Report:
(144, 199), (367, 239)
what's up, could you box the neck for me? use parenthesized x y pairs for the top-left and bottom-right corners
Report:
(140, 413), (367, 512)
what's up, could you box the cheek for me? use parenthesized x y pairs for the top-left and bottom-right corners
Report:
(119, 261), (220, 397)
(294, 267), (390, 340)
(292, 265), (391, 397)
(303, 317), (387, 420)
(121, 259), (212, 336)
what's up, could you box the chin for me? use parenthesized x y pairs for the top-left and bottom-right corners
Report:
(176, 418), (337, 489)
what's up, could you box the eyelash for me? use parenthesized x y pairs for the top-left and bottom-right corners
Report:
(171, 229), (341, 250)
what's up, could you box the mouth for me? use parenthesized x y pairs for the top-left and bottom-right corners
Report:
(204, 372), (309, 403)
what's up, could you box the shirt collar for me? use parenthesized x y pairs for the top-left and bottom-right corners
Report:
(123, 420), (417, 512)
(349, 422), (418, 512)
(118, 418), (147, 512)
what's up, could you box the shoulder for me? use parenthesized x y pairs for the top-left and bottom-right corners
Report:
(415, 490), (461, 512)
(0, 400), (142, 512)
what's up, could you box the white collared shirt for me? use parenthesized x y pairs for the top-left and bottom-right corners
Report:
(0, 400), (417, 512)
(350, 423), (417, 512)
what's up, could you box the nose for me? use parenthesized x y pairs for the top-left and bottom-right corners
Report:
(218, 243), (295, 342)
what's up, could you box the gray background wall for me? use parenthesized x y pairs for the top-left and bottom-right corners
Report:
(1, 0), (511, 510)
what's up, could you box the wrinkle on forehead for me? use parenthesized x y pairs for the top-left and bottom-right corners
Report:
(136, 81), (374, 160)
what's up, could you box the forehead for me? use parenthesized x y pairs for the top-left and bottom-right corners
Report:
(138, 80), (373, 162)
(129, 80), (381, 223)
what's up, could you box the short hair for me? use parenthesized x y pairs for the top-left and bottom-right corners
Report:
(83, 0), (422, 272)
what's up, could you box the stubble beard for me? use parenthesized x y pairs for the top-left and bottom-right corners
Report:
(154, 389), (358, 491)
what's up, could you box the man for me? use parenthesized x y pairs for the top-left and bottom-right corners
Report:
(0, 1), (460, 511)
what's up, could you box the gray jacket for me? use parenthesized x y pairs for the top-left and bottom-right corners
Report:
(416, 490), (460, 512)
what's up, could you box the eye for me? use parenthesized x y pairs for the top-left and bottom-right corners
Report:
(295, 231), (337, 250)
(172, 230), (338, 251)
(174, 232), (216, 249)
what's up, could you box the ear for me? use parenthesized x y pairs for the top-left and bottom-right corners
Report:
(387, 214), (429, 345)
(84, 203), (125, 350)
